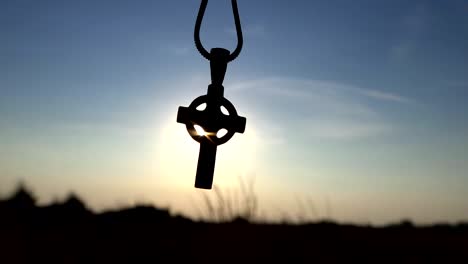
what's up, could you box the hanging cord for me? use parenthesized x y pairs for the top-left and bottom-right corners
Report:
(194, 0), (243, 62)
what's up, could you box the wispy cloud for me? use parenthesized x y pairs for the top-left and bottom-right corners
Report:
(356, 88), (412, 104)
(231, 77), (412, 104)
(303, 119), (391, 140)
(230, 77), (410, 142)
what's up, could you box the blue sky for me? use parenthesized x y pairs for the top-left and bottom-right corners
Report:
(1, 0), (468, 224)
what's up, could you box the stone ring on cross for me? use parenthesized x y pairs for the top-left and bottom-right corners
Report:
(177, 85), (246, 146)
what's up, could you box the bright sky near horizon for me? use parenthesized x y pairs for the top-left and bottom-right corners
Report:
(1, 0), (468, 225)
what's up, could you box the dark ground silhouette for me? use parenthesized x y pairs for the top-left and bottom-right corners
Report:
(1, 185), (467, 263)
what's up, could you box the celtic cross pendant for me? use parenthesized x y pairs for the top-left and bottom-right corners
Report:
(176, 1), (246, 189)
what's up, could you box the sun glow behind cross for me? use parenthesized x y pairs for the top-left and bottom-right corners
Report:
(194, 125), (207, 136)
(156, 112), (258, 191)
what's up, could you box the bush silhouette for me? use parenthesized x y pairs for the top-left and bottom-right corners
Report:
(1, 183), (468, 263)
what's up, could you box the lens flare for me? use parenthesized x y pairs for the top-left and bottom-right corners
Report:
(194, 125), (207, 136)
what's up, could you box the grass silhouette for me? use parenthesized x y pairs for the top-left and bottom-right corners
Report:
(196, 176), (335, 224)
(196, 176), (257, 222)
(1, 182), (468, 263)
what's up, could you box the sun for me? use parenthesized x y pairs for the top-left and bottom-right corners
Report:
(194, 125), (207, 136)
(156, 116), (258, 188)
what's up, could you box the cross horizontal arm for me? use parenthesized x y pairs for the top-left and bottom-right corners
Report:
(176, 106), (196, 125)
(177, 106), (245, 134)
(219, 115), (246, 133)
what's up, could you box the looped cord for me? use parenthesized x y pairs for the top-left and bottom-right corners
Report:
(194, 0), (243, 62)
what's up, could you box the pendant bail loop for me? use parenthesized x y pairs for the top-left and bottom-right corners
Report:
(194, 0), (243, 62)
(210, 48), (230, 86)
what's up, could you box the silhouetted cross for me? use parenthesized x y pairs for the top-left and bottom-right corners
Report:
(177, 50), (246, 189)
(177, 84), (245, 188)
(177, 0), (246, 189)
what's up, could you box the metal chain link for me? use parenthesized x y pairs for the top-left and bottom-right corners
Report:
(194, 0), (243, 62)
